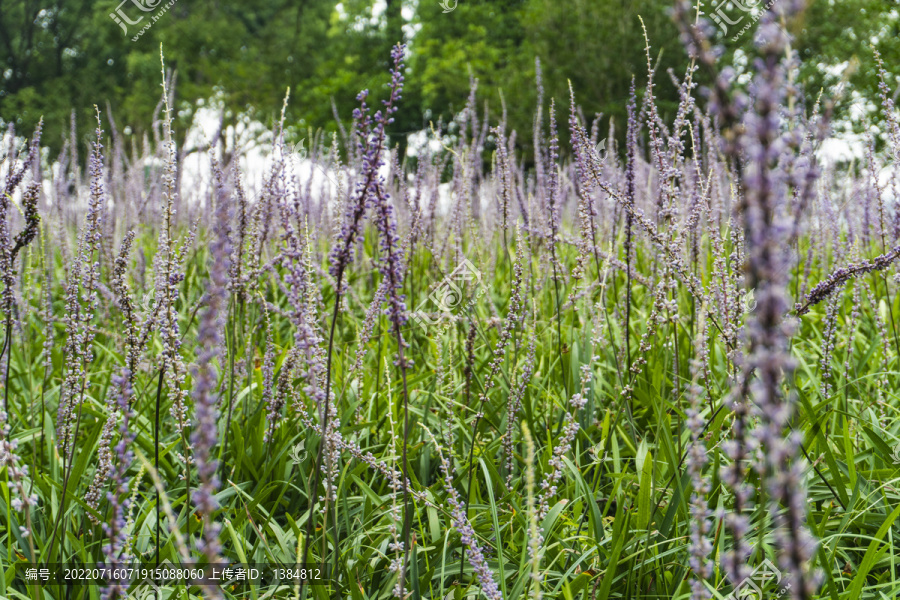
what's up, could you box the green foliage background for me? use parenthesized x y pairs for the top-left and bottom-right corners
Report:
(1, 0), (898, 157)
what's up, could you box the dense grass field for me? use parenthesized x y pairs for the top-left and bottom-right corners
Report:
(3, 4), (900, 600)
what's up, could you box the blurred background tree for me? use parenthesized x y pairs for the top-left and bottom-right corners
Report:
(1, 0), (897, 160)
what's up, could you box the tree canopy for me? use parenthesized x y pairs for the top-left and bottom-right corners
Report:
(1, 0), (897, 159)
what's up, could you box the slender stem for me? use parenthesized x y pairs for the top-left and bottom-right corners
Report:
(396, 324), (412, 600)
(461, 410), (479, 580)
(459, 317), (477, 580)
(624, 217), (633, 393)
(2, 313), (10, 414)
(218, 295), (238, 484)
(588, 227), (623, 388)
(154, 366), (164, 565)
(877, 208), (900, 360)
(300, 275), (343, 591)
(240, 297), (251, 430)
(550, 252), (567, 397)
(550, 253), (570, 440)
(180, 415), (192, 547)
(39, 352), (48, 482)
(46, 374), (89, 564)
(880, 274), (900, 359)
